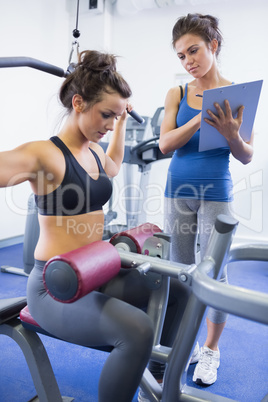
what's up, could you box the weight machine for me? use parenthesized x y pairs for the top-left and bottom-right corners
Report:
(0, 215), (268, 401)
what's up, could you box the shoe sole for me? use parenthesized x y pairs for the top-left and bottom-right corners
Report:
(193, 367), (218, 385)
(194, 376), (217, 385)
(193, 366), (218, 385)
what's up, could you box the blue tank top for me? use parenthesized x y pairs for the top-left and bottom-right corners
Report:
(164, 84), (233, 201)
(35, 136), (113, 216)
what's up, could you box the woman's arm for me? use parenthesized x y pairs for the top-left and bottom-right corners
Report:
(205, 100), (254, 164)
(0, 142), (41, 187)
(159, 86), (201, 155)
(104, 106), (131, 177)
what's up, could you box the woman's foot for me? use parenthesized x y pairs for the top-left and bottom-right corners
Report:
(193, 346), (220, 385)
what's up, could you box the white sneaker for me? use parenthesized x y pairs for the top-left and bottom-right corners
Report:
(185, 342), (200, 371)
(193, 346), (220, 385)
(185, 342), (200, 372)
(190, 342), (200, 364)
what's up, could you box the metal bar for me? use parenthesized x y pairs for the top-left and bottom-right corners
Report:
(0, 57), (67, 77)
(118, 249), (189, 278)
(228, 242), (268, 262)
(192, 260), (268, 325)
(1, 320), (66, 401)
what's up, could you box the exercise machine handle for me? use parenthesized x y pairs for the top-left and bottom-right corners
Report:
(0, 56), (67, 77)
(127, 109), (145, 124)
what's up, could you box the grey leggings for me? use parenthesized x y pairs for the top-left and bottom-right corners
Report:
(164, 197), (232, 324)
(27, 261), (154, 402)
(27, 259), (189, 400)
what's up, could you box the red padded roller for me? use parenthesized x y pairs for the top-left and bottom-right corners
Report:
(110, 223), (161, 253)
(43, 241), (121, 303)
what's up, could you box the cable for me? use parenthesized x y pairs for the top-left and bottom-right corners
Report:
(73, 0), (80, 39)
(68, 0), (80, 71)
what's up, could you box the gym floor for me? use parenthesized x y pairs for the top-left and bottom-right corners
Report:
(0, 243), (267, 402)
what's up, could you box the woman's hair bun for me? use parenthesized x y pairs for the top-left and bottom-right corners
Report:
(59, 49), (132, 112)
(78, 50), (117, 74)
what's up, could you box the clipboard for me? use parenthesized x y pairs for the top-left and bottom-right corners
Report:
(198, 80), (263, 152)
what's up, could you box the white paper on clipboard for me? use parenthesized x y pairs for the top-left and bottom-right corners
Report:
(198, 80), (263, 152)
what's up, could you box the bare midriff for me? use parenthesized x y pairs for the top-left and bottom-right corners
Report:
(34, 210), (105, 261)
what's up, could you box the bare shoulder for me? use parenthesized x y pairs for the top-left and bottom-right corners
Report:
(167, 85), (184, 100)
(20, 139), (65, 172)
(19, 139), (59, 158)
(16, 139), (54, 151)
(165, 85), (184, 110)
(12, 139), (52, 160)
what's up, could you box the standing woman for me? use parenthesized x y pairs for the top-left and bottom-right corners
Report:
(159, 14), (253, 385)
(0, 50), (155, 402)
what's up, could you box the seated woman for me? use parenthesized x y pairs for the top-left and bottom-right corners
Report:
(0, 50), (189, 402)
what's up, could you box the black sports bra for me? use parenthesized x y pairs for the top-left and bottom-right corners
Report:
(35, 136), (112, 216)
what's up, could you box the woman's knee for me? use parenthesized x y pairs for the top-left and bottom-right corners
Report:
(131, 311), (154, 349)
(113, 310), (154, 367)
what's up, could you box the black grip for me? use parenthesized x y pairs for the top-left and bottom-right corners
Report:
(0, 57), (67, 77)
(127, 109), (145, 124)
(215, 214), (238, 234)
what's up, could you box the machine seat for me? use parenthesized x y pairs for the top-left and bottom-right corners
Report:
(20, 305), (114, 353)
(20, 305), (55, 337)
(0, 297), (27, 324)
